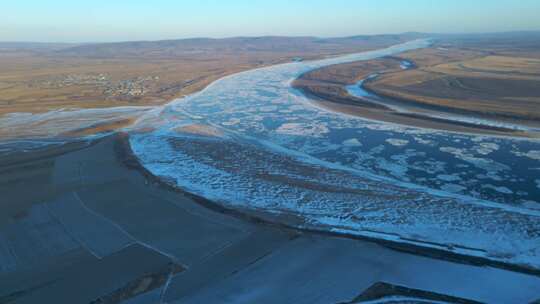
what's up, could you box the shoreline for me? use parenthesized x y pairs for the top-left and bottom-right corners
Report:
(362, 77), (540, 132)
(293, 55), (540, 138)
(117, 132), (540, 277)
(297, 87), (531, 138)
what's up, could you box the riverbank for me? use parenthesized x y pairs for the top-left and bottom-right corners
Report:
(293, 54), (539, 138)
(1, 134), (539, 303)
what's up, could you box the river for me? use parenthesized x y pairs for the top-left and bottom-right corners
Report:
(128, 39), (540, 269)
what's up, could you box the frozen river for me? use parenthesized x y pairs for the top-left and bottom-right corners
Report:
(130, 39), (540, 269)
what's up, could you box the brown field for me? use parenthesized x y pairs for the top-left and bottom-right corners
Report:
(294, 34), (540, 136)
(0, 53), (274, 115)
(369, 53), (540, 122)
(294, 61), (527, 137)
(0, 35), (420, 116)
(292, 46), (489, 112)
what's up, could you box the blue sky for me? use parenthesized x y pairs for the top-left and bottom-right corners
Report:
(2, 0), (540, 42)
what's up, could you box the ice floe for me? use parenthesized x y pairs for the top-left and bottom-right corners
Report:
(482, 184), (514, 195)
(385, 138), (409, 147)
(276, 123), (329, 137)
(342, 138), (362, 147)
(513, 150), (540, 161)
(475, 142), (500, 155)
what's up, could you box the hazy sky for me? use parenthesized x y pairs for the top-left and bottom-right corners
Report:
(2, 0), (540, 42)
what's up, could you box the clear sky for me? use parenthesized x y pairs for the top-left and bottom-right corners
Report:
(2, 0), (540, 43)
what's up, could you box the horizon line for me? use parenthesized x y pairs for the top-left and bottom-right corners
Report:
(1, 30), (539, 45)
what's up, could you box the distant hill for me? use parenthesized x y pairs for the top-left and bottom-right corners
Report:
(0, 42), (76, 53)
(54, 33), (427, 59)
